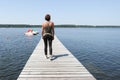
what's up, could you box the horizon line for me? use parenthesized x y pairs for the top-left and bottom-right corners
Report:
(0, 24), (120, 26)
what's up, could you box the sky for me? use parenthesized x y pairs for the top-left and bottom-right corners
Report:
(0, 0), (120, 25)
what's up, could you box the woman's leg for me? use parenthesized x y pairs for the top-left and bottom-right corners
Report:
(48, 38), (52, 55)
(43, 38), (48, 56)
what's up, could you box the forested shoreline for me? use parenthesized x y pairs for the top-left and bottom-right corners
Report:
(0, 24), (120, 28)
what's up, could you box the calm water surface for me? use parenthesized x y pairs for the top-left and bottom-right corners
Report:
(0, 28), (41, 80)
(56, 28), (120, 80)
(0, 28), (120, 80)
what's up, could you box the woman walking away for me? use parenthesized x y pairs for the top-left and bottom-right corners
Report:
(42, 14), (54, 60)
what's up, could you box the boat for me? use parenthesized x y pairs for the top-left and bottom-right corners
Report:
(32, 30), (39, 35)
(25, 32), (33, 36)
(25, 29), (39, 36)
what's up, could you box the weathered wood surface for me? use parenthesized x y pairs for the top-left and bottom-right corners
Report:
(17, 36), (96, 80)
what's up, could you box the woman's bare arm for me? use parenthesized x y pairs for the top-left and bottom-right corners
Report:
(42, 23), (44, 39)
(52, 22), (54, 40)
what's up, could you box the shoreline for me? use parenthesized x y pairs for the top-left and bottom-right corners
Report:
(0, 24), (120, 28)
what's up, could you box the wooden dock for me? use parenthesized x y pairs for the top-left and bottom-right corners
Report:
(17, 36), (96, 80)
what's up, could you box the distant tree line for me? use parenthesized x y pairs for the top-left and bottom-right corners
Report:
(0, 24), (41, 28)
(0, 24), (120, 28)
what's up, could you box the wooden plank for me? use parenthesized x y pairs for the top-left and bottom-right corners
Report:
(18, 77), (95, 80)
(17, 36), (96, 80)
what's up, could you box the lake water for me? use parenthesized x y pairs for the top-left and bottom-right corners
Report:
(0, 28), (41, 80)
(0, 28), (120, 80)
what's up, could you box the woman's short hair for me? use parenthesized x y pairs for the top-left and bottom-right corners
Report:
(45, 14), (51, 21)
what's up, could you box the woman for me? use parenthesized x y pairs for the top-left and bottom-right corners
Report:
(42, 14), (54, 60)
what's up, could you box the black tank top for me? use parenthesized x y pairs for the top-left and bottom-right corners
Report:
(43, 26), (53, 37)
(44, 26), (52, 34)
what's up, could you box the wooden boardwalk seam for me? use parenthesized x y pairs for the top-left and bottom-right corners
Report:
(17, 36), (96, 80)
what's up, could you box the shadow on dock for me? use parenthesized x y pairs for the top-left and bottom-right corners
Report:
(51, 54), (69, 61)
